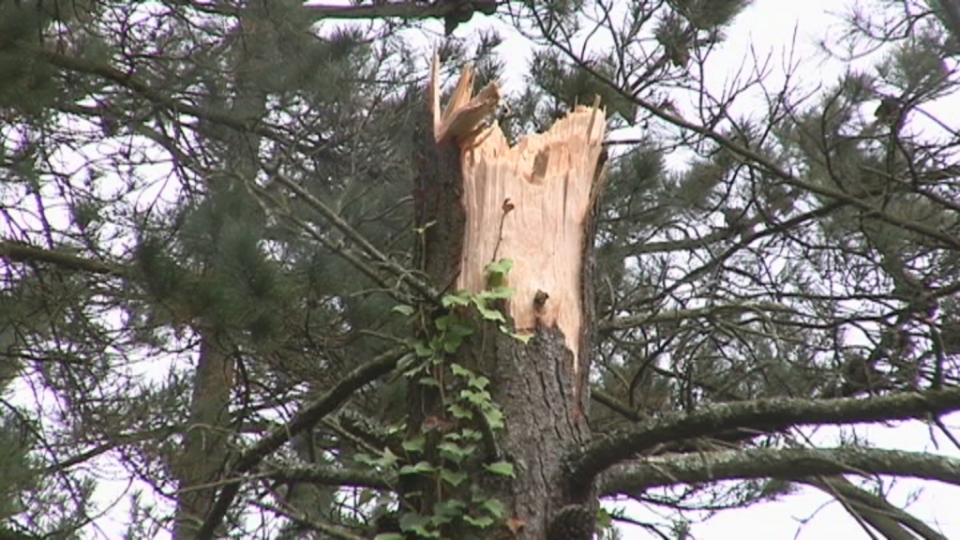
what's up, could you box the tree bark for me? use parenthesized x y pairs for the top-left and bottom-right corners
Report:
(409, 57), (607, 540)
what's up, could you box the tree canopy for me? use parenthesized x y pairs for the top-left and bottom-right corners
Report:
(2, 0), (960, 539)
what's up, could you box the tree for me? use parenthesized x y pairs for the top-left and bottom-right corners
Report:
(1, 0), (960, 539)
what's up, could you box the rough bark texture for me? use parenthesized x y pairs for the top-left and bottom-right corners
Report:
(409, 57), (607, 540)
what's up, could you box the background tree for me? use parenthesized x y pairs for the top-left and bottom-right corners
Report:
(1, 0), (959, 539)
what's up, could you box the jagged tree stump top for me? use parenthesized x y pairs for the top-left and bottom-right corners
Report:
(429, 54), (607, 380)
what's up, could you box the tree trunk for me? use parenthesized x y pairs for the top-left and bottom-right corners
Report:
(408, 57), (607, 540)
(172, 3), (274, 538)
(173, 336), (234, 539)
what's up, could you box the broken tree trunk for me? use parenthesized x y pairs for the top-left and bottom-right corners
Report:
(408, 55), (607, 540)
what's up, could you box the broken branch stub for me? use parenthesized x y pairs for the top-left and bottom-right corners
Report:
(429, 56), (607, 377)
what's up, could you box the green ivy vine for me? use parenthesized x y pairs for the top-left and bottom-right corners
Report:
(364, 259), (528, 540)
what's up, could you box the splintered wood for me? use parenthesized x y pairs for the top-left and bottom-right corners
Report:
(429, 56), (607, 375)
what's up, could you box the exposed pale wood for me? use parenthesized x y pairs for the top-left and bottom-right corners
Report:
(429, 56), (607, 378)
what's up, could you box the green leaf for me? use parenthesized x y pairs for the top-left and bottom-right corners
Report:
(482, 406), (504, 429)
(438, 441), (472, 464)
(374, 534), (404, 540)
(399, 461), (438, 476)
(440, 469), (468, 486)
(500, 326), (532, 343)
(479, 497), (507, 518)
(475, 302), (506, 322)
(391, 304), (415, 316)
(435, 314), (457, 331)
(356, 447), (400, 469)
(381, 447), (400, 467)
(460, 388), (492, 406)
(414, 341), (434, 358)
(442, 291), (471, 308)
(434, 498), (466, 517)
(483, 461), (515, 478)
(419, 376), (441, 387)
(448, 403), (473, 419)
(402, 435), (425, 453)
(484, 258), (514, 278)
(442, 335), (465, 353)
(447, 322), (475, 338)
(463, 514), (495, 528)
(450, 363), (473, 378)
(477, 286), (515, 300)
(399, 513), (439, 537)
(468, 375), (490, 390)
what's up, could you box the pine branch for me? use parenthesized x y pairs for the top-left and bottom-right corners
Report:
(568, 386), (960, 490)
(40, 51), (335, 160)
(600, 446), (960, 493)
(264, 463), (392, 491)
(538, 31), (960, 253)
(268, 169), (440, 304)
(602, 302), (798, 332)
(0, 240), (123, 276)
(302, 0), (497, 21)
(251, 500), (363, 540)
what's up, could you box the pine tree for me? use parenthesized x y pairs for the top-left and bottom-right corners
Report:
(2, 1), (960, 539)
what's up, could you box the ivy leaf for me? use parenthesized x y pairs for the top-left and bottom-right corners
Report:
(479, 497), (507, 519)
(448, 403), (473, 420)
(475, 302), (506, 322)
(482, 406), (504, 429)
(443, 336), (465, 353)
(464, 514), (495, 528)
(484, 258), (514, 285)
(477, 286), (514, 300)
(399, 513), (439, 538)
(399, 461), (438, 476)
(392, 304), (415, 316)
(460, 388), (492, 406)
(442, 291), (471, 308)
(413, 341), (434, 358)
(402, 435), (426, 453)
(440, 469), (468, 486)
(450, 363), (473, 378)
(374, 534), (404, 540)
(434, 314), (458, 331)
(468, 375), (490, 390)
(500, 325), (532, 343)
(419, 376), (441, 387)
(484, 461), (515, 478)
(438, 441), (473, 464)
(434, 498), (466, 517)
(458, 428), (482, 441)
